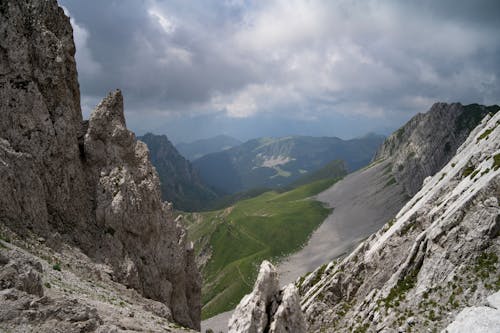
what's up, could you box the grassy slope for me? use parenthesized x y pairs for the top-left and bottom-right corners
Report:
(183, 178), (339, 319)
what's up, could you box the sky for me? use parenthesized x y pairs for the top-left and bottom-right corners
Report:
(59, 0), (500, 143)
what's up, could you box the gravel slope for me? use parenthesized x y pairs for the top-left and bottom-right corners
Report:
(277, 160), (408, 284)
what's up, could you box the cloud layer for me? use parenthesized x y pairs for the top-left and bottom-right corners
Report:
(60, 0), (500, 141)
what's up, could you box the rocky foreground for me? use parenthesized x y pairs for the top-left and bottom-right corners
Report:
(299, 111), (500, 331)
(0, 0), (200, 331)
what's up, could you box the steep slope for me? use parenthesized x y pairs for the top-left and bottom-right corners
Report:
(138, 133), (217, 211)
(0, 0), (200, 330)
(278, 103), (499, 287)
(298, 111), (500, 332)
(375, 102), (499, 197)
(193, 134), (385, 194)
(176, 134), (242, 161)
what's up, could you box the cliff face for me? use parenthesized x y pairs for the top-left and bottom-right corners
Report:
(374, 102), (499, 197)
(138, 133), (217, 211)
(0, 0), (200, 329)
(299, 111), (500, 332)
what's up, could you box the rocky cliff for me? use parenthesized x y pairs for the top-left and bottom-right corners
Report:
(299, 110), (500, 332)
(0, 0), (200, 330)
(138, 133), (217, 211)
(374, 102), (499, 197)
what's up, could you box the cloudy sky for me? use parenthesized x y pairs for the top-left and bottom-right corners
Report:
(59, 0), (500, 143)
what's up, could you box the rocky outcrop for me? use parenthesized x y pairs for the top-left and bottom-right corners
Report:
(0, 0), (200, 329)
(228, 260), (305, 333)
(299, 111), (500, 332)
(445, 291), (500, 333)
(374, 102), (499, 197)
(138, 133), (217, 211)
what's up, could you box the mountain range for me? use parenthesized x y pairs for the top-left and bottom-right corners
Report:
(193, 134), (385, 194)
(1, 1), (499, 332)
(176, 135), (242, 161)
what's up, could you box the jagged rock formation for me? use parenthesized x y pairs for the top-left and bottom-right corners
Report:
(228, 261), (305, 333)
(0, 0), (200, 330)
(375, 102), (499, 197)
(138, 133), (217, 211)
(299, 111), (500, 332)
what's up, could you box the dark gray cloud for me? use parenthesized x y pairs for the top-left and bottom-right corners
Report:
(59, 0), (500, 141)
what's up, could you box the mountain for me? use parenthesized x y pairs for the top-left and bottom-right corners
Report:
(193, 134), (385, 194)
(296, 110), (500, 332)
(0, 1), (199, 331)
(375, 102), (499, 197)
(228, 109), (500, 332)
(201, 102), (498, 332)
(138, 133), (217, 211)
(276, 103), (500, 283)
(176, 135), (242, 161)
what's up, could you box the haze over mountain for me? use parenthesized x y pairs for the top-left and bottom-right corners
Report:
(193, 134), (385, 194)
(176, 135), (242, 161)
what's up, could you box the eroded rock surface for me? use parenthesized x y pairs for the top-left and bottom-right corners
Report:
(374, 102), (498, 197)
(228, 260), (305, 333)
(0, 0), (200, 329)
(300, 111), (500, 332)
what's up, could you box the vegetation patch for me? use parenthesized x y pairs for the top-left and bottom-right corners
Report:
(462, 165), (475, 178)
(184, 178), (340, 319)
(310, 263), (328, 286)
(382, 268), (419, 309)
(493, 153), (500, 171)
(469, 170), (480, 180)
(474, 251), (498, 280)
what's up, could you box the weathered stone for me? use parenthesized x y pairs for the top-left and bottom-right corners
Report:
(300, 111), (500, 332)
(0, 0), (200, 329)
(228, 261), (305, 333)
(374, 102), (498, 196)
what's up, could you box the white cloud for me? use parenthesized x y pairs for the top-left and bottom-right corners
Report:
(148, 9), (176, 34)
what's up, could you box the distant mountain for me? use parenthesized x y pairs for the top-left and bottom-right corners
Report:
(138, 133), (217, 211)
(192, 134), (385, 194)
(176, 135), (242, 161)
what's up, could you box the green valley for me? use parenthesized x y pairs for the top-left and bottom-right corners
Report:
(181, 177), (341, 319)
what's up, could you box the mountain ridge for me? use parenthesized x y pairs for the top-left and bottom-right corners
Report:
(176, 135), (242, 161)
(193, 134), (385, 194)
(138, 133), (217, 211)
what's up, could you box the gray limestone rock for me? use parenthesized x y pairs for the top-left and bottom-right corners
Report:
(228, 260), (305, 333)
(300, 111), (500, 332)
(374, 102), (498, 197)
(0, 0), (200, 329)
